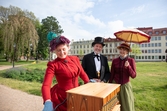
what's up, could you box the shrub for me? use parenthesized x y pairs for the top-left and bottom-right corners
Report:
(4, 67), (26, 79)
(3, 68), (45, 83)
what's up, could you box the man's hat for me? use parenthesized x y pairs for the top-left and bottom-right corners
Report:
(92, 37), (105, 47)
(117, 42), (132, 52)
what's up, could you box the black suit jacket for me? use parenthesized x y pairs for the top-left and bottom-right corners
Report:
(82, 52), (110, 82)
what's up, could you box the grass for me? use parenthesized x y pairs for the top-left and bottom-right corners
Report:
(0, 60), (36, 65)
(0, 61), (167, 111)
(0, 77), (42, 96)
(131, 62), (167, 111)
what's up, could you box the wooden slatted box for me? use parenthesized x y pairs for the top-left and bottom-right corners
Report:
(66, 83), (120, 111)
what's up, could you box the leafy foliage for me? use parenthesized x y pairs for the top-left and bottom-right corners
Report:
(3, 67), (46, 83)
(37, 16), (64, 60)
(0, 5), (39, 61)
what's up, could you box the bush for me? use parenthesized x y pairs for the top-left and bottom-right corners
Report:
(3, 67), (45, 83)
(5, 67), (26, 79)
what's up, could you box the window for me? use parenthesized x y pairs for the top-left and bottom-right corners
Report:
(163, 30), (166, 34)
(152, 49), (154, 53)
(155, 49), (157, 53)
(145, 44), (147, 47)
(166, 36), (167, 40)
(142, 44), (144, 47)
(106, 49), (108, 53)
(148, 43), (150, 47)
(145, 56), (147, 59)
(149, 32), (152, 35)
(139, 56), (141, 59)
(152, 56), (154, 59)
(110, 49), (112, 53)
(159, 56), (161, 59)
(163, 56), (165, 59)
(158, 36), (161, 40)
(155, 43), (157, 47)
(148, 50), (150, 53)
(151, 37), (154, 41)
(155, 37), (157, 40)
(151, 43), (154, 47)
(148, 56), (151, 59)
(142, 56), (144, 59)
(145, 50), (147, 53)
(155, 31), (159, 34)
(115, 49), (117, 53)
(158, 43), (161, 47)
(159, 49), (161, 53)
(114, 43), (117, 47)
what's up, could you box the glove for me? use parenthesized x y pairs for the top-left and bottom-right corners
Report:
(42, 101), (54, 111)
(89, 79), (96, 83)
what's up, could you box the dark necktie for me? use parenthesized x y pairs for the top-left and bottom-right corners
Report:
(94, 55), (100, 61)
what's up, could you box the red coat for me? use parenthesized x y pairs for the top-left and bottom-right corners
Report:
(109, 57), (136, 85)
(41, 56), (89, 111)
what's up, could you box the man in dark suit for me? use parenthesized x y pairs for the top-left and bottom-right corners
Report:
(82, 37), (110, 83)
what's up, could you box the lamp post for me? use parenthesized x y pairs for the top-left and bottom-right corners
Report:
(165, 49), (167, 62)
(36, 50), (38, 63)
(13, 44), (16, 68)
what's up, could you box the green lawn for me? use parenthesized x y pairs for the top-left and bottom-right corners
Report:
(0, 61), (167, 111)
(0, 60), (36, 65)
(131, 62), (167, 111)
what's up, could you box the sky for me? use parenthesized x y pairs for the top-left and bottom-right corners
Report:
(1, 0), (167, 41)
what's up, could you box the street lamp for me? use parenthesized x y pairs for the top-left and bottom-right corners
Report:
(13, 44), (16, 68)
(36, 50), (38, 63)
(165, 49), (167, 62)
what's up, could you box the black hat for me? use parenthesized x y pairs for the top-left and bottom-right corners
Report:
(92, 37), (105, 47)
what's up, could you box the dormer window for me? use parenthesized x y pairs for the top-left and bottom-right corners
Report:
(163, 30), (166, 34)
(148, 32), (152, 35)
(155, 31), (159, 34)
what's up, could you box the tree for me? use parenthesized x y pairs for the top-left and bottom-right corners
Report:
(37, 16), (64, 60)
(131, 44), (142, 59)
(0, 5), (39, 61)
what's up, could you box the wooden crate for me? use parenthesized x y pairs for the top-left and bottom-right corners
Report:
(66, 83), (120, 111)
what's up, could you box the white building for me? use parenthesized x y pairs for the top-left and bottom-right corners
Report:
(134, 27), (167, 62)
(70, 27), (167, 62)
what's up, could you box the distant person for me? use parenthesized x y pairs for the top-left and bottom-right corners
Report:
(41, 35), (89, 111)
(109, 42), (137, 111)
(82, 37), (110, 83)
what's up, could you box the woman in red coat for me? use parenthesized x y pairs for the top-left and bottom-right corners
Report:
(109, 42), (136, 111)
(41, 35), (89, 111)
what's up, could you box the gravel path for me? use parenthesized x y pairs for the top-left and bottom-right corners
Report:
(0, 85), (43, 111)
(0, 65), (43, 111)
